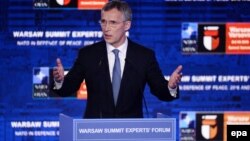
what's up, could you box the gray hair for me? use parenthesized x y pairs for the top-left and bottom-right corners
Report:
(102, 0), (132, 21)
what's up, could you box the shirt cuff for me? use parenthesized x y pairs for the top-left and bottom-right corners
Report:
(54, 80), (63, 90)
(168, 86), (177, 98)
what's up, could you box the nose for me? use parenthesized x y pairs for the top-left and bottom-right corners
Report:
(103, 23), (111, 31)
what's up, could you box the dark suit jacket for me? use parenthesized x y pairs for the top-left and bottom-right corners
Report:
(55, 39), (179, 118)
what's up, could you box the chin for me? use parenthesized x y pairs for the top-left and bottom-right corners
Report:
(104, 39), (113, 44)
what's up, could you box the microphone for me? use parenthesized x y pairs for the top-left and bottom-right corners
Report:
(98, 56), (103, 118)
(125, 58), (143, 78)
(125, 58), (149, 118)
(98, 57), (103, 67)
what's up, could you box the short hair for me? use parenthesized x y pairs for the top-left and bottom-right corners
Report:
(102, 0), (132, 21)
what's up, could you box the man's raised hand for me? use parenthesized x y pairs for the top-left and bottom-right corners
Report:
(53, 58), (64, 83)
(168, 65), (183, 89)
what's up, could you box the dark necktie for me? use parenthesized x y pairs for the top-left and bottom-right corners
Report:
(112, 49), (121, 105)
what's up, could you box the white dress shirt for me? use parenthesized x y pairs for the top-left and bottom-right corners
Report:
(106, 38), (128, 81)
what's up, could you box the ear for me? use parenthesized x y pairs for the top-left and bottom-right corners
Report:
(124, 21), (131, 31)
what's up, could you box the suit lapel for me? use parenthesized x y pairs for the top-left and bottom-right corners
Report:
(101, 39), (137, 108)
(99, 43), (116, 108)
(116, 40), (136, 107)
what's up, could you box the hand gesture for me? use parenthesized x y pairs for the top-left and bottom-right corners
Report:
(168, 65), (183, 89)
(53, 58), (64, 83)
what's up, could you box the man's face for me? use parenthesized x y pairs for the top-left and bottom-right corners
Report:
(100, 8), (131, 47)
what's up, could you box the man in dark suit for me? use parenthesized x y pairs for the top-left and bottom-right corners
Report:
(53, 0), (182, 118)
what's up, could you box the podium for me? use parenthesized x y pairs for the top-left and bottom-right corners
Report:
(59, 114), (176, 141)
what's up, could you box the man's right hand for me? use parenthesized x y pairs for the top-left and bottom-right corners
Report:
(53, 58), (64, 83)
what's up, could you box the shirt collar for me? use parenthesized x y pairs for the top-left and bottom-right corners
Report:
(106, 38), (128, 55)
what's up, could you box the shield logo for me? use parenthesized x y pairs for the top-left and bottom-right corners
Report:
(56, 0), (71, 6)
(201, 115), (218, 139)
(203, 26), (220, 51)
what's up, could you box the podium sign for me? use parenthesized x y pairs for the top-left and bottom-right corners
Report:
(59, 114), (176, 141)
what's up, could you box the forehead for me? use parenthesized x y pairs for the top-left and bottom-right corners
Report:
(101, 8), (124, 20)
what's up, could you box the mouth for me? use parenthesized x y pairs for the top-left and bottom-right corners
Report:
(104, 34), (112, 39)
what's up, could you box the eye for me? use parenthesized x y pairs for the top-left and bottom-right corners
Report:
(100, 20), (106, 24)
(110, 21), (117, 25)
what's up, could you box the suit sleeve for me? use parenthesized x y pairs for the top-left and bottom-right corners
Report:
(146, 51), (179, 101)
